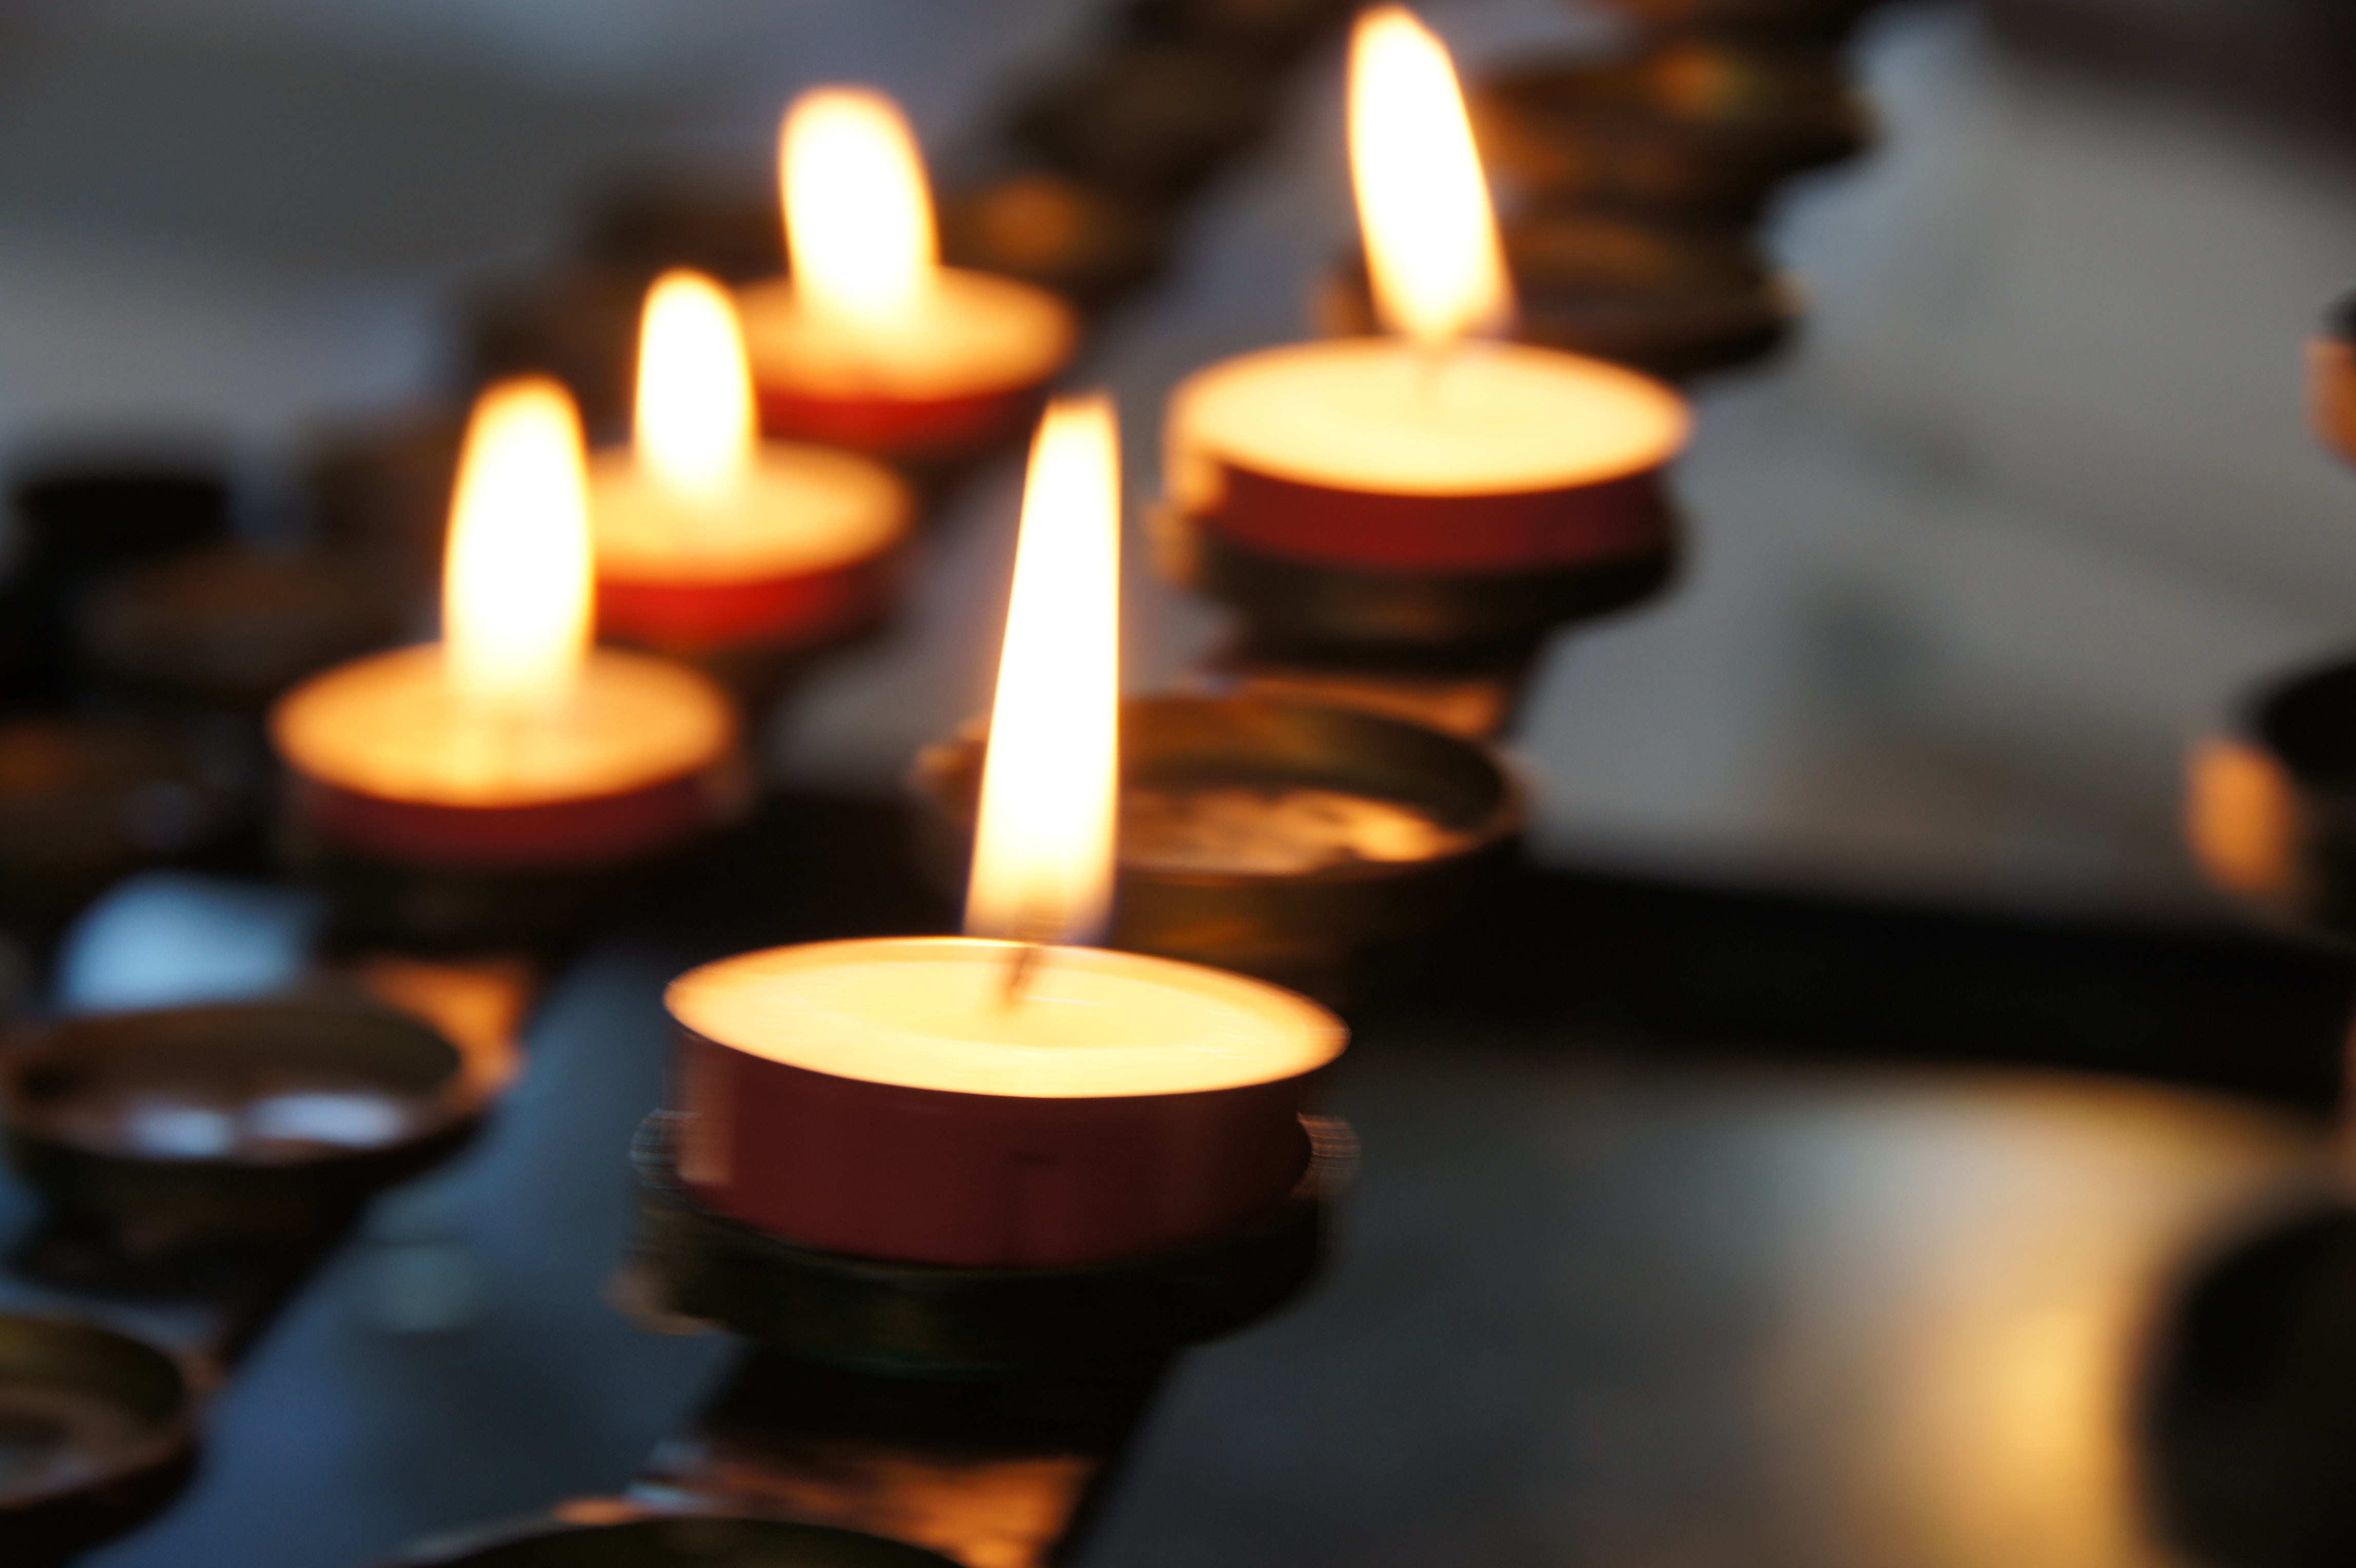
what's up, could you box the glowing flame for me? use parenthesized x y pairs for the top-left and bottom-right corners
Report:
(443, 377), (594, 708)
(781, 87), (939, 330)
(635, 270), (755, 501)
(965, 395), (1121, 947)
(1348, 6), (1513, 347)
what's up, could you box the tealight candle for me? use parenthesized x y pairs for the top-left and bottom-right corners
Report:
(590, 271), (913, 659)
(273, 379), (739, 871)
(738, 89), (1079, 461)
(1160, 7), (1691, 640)
(666, 398), (1346, 1268)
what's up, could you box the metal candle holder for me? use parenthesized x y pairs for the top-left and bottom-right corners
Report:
(2309, 287), (2356, 467)
(0, 1315), (202, 1568)
(622, 1112), (1349, 1568)
(911, 694), (1522, 997)
(1469, 38), (1870, 221)
(0, 999), (486, 1288)
(1318, 210), (1796, 382)
(1007, 45), (1280, 199)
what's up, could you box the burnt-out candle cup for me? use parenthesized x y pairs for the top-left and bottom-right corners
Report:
(1006, 45), (1281, 199)
(2184, 651), (2356, 941)
(1158, 337), (1690, 651)
(937, 172), (1172, 314)
(83, 548), (403, 717)
(1318, 210), (1796, 382)
(390, 1512), (964, 1568)
(912, 694), (1522, 996)
(0, 720), (237, 941)
(0, 1316), (201, 1568)
(0, 999), (488, 1272)
(1469, 40), (1871, 220)
(2309, 288), (2356, 467)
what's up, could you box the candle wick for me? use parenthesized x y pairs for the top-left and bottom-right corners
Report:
(999, 940), (1049, 1009)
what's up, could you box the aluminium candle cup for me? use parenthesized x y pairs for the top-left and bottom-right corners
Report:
(1318, 211), (1796, 382)
(388, 1513), (964, 1568)
(1006, 44), (1281, 199)
(0, 1000), (486, 1274)
(0, 1316), (201, 1568)
(662, 938), (1344, 1269)
(911, 694), (1524, 995)
(2308, 288), (2356, 467)
(588, 445), (916, 714)
(1469, 41), (1871, 220)
(1159, 342), (1689, 651)
(629, 1111), (1344, 1376)
(272, 648), (747, 955)
(2184, 651), (2356, 942)
(82, 548), (403, 717)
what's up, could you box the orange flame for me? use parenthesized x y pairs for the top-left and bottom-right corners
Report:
(442, 377), (593, 708)
(635, 270), (755, 501)
(1349, 6), (1513, 347)
(780, 87), (939, 330)
(965, 395), (1122, 946)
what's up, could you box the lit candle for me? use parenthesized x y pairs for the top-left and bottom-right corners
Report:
(666, 397), (1345, 1268)
(1164, 7), (1689, 582)
(590, 271), (914, 656)
(273, 379), (740, 869)
(737, 89), (1081, 461)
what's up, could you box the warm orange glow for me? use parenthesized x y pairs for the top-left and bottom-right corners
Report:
(635, 270), (755, 501)
(965, 396), (1121, 947)
(780, 87), (939, 331)
(1348, 6), (1513, 347)
(442, 378), (594, 709)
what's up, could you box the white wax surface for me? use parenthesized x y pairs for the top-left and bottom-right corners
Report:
(738, 268), (1076, 400)
(1166, 338), (1688, 509)
(273, 644), (734, 806)
(590, 442), (910, 584)
(670, 937), (1344, 1099)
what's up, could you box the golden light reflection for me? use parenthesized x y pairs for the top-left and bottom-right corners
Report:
(1348, 5), (1513, 348)
(635, 270), (755, 502)
(781, 87), (939, 331)
(442, 377), (594, 709)
(964, 395), (1121, 946)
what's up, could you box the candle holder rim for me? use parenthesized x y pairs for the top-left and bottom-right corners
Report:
(0, 1311), (206, 1510)
(389, 1507), (966, 1567)
(913, 691), (1525, 889)
(0, 996), (488, 1167)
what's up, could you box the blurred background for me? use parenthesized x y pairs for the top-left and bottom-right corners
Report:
(4, 0), (2353, 919)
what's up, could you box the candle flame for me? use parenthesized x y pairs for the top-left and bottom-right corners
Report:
(636, 270), (755, 501)
(1349, 5), (1513, 347)
(443, 377), (594, 708)
(965, 395), (1121, 947)
(781, 87), (938, 330)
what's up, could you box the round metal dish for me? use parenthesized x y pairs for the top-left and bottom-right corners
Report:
(0, 1315), (201, 1567)
(1, 999), (486, 1271)
(626, 1112), (1346, 1377)
(910, 694), (1522, 993)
